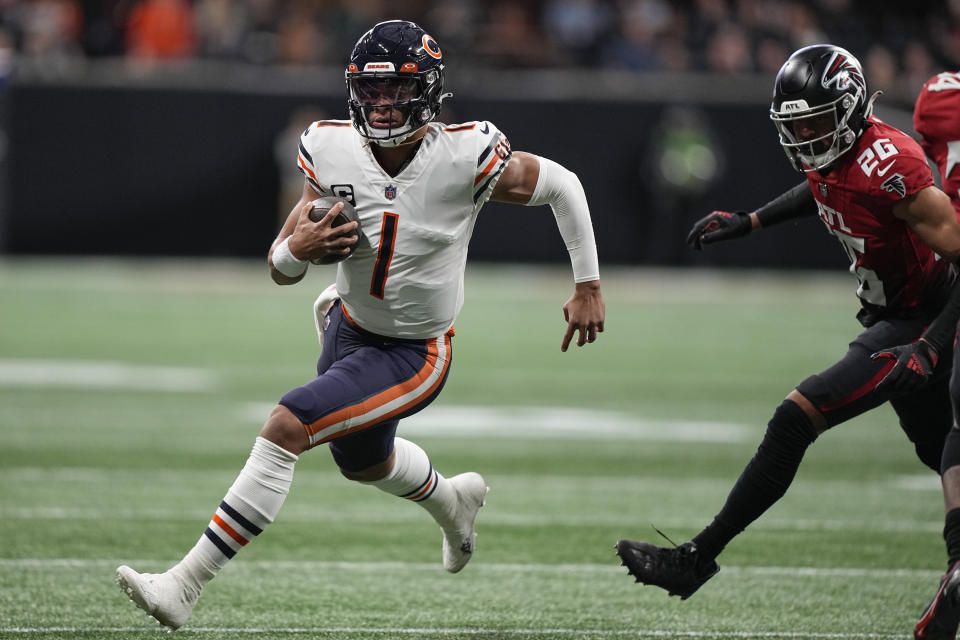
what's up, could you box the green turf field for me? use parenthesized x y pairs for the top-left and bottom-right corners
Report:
(0, 258), (946, 639)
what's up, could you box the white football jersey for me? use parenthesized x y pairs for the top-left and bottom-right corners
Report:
(297, 119), (512, 339)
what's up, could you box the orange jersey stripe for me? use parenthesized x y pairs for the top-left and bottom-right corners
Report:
(212, 513), (249, 546)
(340, 304), (361, 328)
(298, 155), (319, 184)
(308, 334), (451, 443)
(443, 124), (476, 132)
(474, 154), (501, 187)
(315, 121), (351, 128)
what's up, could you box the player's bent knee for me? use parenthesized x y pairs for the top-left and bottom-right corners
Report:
(259, 405), (310, 456)
(767, 398), (819, 449)
(785, 389), (827, 434)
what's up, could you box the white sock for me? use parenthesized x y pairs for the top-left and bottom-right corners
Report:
(169, 436), (298, 592)
(366, 437), (458, 529)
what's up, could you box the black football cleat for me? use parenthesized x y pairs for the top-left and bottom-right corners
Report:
(915, 560), (960, 639)
(615, 539), (719, 600)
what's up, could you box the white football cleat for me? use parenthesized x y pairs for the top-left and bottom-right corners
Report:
(115, 565), (199, 631)
(442, 472), (489, 573)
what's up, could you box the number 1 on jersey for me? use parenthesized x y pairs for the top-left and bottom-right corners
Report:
(370, 212), (398, 299)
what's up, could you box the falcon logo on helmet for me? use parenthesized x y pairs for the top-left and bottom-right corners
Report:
(345, 20), (452, 147)
(821, 51), (866, 94)
(770, 44), (878, 173)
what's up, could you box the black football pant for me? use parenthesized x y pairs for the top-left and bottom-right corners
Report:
(692, 315), (953, 561)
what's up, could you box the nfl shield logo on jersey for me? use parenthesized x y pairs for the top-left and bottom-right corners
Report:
(385, 185), (397, 200)
(819, 182), (828, 198)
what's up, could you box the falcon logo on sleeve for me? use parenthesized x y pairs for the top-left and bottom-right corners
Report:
(881, 173), (907, 198)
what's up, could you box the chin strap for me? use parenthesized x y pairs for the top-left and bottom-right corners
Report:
(864, 90), (882, 119)
(370, 130), (417, 148)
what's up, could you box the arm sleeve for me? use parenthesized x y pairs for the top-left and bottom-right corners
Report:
(526, 155), (600, 283)
(754, 181), (818, 228)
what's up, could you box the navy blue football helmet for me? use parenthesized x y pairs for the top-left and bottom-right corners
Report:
(770, 44), (875, 172)
(346, 20), (450, 147)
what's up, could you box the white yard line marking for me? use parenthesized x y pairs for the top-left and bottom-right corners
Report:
(0, 359), (218, 392)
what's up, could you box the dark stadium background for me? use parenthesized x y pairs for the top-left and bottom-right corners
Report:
(0, 0), (952, 269)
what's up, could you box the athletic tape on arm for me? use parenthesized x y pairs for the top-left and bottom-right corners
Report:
(525, 156), (600, 282)
(272, 236), (308, 278)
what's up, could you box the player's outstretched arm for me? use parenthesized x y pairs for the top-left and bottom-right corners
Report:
(687, 181), (815, 250)
(491, 152), (605, 351)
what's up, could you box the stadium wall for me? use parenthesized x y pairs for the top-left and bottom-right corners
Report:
(1, 66), (918, 269)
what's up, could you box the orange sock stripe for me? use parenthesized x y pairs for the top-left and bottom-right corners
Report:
(406, 473), (436, 501)
(308, 334), (451, 443)
(212, 513), (249, 546)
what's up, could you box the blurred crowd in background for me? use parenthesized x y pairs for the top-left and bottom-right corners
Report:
(3, 0), (957, 260)
(3, 0), (959, 96)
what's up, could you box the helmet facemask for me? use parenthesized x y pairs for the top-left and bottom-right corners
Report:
(347, 67), (444, 147)
(771, 90), (863, 171)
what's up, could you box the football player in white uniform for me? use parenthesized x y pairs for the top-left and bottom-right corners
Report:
(115, 20), (605, 630)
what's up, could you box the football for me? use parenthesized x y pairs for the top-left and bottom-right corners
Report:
(308, 196), (361, 264)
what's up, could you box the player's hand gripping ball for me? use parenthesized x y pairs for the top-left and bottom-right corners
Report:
(308, 196), (361, 264)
